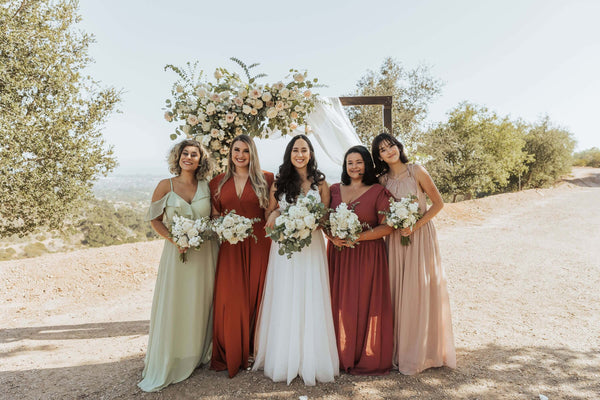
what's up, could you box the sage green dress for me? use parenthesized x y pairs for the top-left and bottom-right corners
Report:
(138, 179), (218, 392)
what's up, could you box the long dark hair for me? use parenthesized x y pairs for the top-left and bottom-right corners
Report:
(341, 145), (378, 185)
(371, 132), (409, 176)
(274, 134), (325, 203)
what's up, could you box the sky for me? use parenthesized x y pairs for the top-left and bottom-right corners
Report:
(77, 0), (600, 175)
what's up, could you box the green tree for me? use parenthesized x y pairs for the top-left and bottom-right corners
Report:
(521, 117), (576, 188)
(573, 147), (600, 168)
(0, 0), (120, 237)
(346, 57), (442, 150)
(420, 103), (528, 201)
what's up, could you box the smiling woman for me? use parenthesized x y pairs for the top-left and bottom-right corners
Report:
(138, 139), (218, 392)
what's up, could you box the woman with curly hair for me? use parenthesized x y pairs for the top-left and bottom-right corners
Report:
(209, 134), (274, 378)
(138, 139), (218, 392)
(252, 134), (339, 386)
(371, 132), (456, 375)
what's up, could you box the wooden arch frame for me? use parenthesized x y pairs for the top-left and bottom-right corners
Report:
(338, 96), (393, 134)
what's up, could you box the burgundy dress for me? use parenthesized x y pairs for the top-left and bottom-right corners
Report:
(327, 183), (394, 375)
(209, 171), (274, 378)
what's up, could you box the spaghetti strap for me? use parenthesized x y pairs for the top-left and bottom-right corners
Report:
(169, 178), (174, 192)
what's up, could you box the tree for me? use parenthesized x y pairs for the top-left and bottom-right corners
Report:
(573, 147), (600, 168)
(420, 103), (528, 201)
(346, 57), (442, 150)
(0, 0), (121, 237)
(521, 117), (575, 188)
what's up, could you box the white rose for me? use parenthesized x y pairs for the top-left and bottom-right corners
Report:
(195, 87), (207, 97)
(289, 122), (298, 131)
(188, 236), (200, 247)
(254, 99), (264, 109)
(303, 214), (316, 228)
(210, 128), (219, 138)
(164, 111), (173, 122)
(280, 88), (290, 98)
(261, 92), (272, 102)
(202, 121), (211, 132)
(249, 88), (261, 99)
(176, 236), (189, 248)
(225, 113), (236, 123)
(303, 90), (312, 98)
(266, 108), (278, 119)
(210, 93), (221, 102)
(187, 114), (199, 126)
(176, 85), (184, 93)
(290, 111), (298, 119)
(293, 73), (305, 82)
(250, 108), (258, 116)
(201, 135), (211, 146)
(299, 228), (311, 239)
(210, 140), (221, 150)
(214, 69), (223, 79)
(275, 101), (284, 111)
(275, 215), (285, 226)
(242, 105), (252, 114)
(239, 88), (248, 98)
(223, 230), (234, 241)
(182, 125), (191, 135)
(206, 103), (217, 115)
(233, 97), (244, 107)
(284, 219), (296, 231)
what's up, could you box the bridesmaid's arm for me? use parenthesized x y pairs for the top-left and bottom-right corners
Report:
(149, 179), (180, 248)
(318, 180), (330, 208)
(264, 183), (280, 229)
(404, 164), (444, 234)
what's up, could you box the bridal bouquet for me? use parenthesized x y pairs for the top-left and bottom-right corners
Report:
(266, 194), (327, 259)
(379, 195), (422, 246)
(327, 202), (364, 250)
(212, 209), (260, 245)
(163, 58), (320, 171)
(170, 214), (214, 262)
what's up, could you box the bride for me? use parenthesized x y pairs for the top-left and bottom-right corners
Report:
(252, 134), (339, 385)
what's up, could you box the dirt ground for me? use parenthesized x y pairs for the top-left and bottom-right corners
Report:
(1, 167), (599, 399)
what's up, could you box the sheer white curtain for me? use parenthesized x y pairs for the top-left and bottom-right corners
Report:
(255, 97), (361, 182)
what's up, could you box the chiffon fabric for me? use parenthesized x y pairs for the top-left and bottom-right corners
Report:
(252, 188), (339, 385)
(138, 179), (218, 392)
(327, 183), (394, 375)
(209, 172), (274, 378)
(383, 164), (456, 375)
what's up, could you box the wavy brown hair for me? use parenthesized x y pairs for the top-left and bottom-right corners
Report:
(215, 135), (270, 209)
(167, 139), (214, 180)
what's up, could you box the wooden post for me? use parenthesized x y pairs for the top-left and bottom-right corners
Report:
(339, 96), (393, 134)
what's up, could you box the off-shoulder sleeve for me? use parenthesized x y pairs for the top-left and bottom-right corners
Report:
(375, 184), (393, 225)
(145, 194), (169, 221)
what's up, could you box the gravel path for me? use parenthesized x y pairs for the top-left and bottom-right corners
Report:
(1, 168), (599, 399)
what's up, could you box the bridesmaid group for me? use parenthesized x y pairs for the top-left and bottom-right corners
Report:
(139, 132), (456, 392)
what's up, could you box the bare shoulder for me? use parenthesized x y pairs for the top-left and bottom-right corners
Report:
(151, 178), (172, 202)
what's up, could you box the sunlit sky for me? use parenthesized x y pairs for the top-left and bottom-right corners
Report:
(78, 0), (600, 175)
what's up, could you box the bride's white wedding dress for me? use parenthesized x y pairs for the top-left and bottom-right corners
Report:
(252, 188), (339, 385)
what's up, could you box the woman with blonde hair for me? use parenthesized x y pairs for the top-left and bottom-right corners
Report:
(139, 139), (218, 392)
(209, 134), (274, 377)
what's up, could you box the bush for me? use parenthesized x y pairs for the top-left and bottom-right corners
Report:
(573, 147), (600, 168)
(0, 247), (17, 261)
(23, 242), (48, 258)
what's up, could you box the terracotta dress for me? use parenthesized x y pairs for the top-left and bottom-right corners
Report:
(209, 171), (274, 378)
(383, 164), (456, 375)
(327, 183), (394, 375)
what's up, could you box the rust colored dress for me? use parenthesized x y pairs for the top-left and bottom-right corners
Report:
(326, 183), (394, 375)
(209, 171), (274, 378)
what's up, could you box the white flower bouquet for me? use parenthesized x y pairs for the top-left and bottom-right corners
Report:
(379, 195), (422, 246)
(327, 202), (364, 250)
(265, 194), (327, 259)
(212, 209), (260, 245)
(163, 58), (320, 171)
(170, 214), (214, 262)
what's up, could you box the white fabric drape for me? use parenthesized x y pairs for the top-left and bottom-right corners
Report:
(255, 97), (361, 181)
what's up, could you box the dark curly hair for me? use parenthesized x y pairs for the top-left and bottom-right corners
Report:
(371, 132), (409, 176)
(340, 145), (378, 185)
(274, 134), (325, 203)
(167, 139), (214, 180)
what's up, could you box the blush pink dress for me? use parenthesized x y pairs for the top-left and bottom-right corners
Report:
(383, 164), (456, 375)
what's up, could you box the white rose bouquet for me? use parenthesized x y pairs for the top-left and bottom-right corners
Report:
(265, 194), (327, 259)
(163, 58), (321, 172)
(212, 209), (260, 245)
(327, 202), (365, 250)
(379, 195), (422, 246)
(170, 214), (214, 262)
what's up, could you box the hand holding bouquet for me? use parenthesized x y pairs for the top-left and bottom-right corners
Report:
(327, 202), (364, 250)
(170, 214), (214, 262)
(379, 195), (422, 245)
(212, 209), (260, 244)
(265, 194), (327, 259)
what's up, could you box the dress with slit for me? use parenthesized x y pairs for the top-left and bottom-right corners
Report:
(383, 164), (456, 375)
(209, 172), (274, 377)
(138, 179), (218, 392)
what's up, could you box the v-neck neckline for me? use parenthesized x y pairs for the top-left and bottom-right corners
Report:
(339, 184), (374, 205)
(233, 175), (249, 200)
(171, 182), (200, 205)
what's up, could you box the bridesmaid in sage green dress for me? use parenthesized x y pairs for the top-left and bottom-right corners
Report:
(138, 139), (218, 392)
